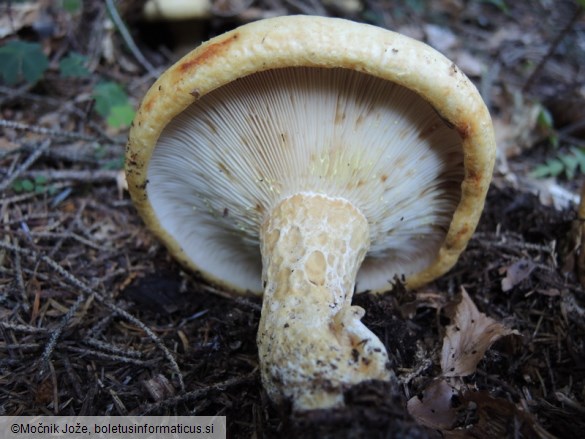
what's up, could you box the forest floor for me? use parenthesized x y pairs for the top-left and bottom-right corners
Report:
(1, 1), (584, 438)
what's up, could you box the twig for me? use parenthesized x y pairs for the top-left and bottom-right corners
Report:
(38, 293), (89, 379)
(98, 299), (185, 391)
(88, 314), (118, 339)
(105, 0), (156, 74)
(23, 231), (112, 252)
(84, 337), (145, 359)
(13, 240), (30, 312)
(0, 139), (52, 192)
(0, 343), (42, 351)
(0, 86), (117, 144)
(523, 5), (583, 92)
(0, 241), (185, 391)
(0, 322), (48, 334)
(61, 354), (84, 401)
(0, 183), (72, 207)
(65, 346), (154, 366)
(140, 370), (258, 414)
(283, 0), (326, 15)
(0, 119), (97, 142)
(20, 169), (120, 183)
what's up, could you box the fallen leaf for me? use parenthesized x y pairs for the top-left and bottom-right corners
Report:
(441, 288), (519, 377)
(400, 287), (447, 318)
(407, 378), (458, 430)
(500, 259), (536, 292)
(454, 51), (484, 77)
(0, 2), (40, 38)
(142, 374), (175, 401)
(453, 390), (550, 439)
(424, 24), (458, 53)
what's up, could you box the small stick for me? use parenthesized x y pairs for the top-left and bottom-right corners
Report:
(37, 293), (88, 379)
(0, 119), (97, 142)
(13, 240), (30, 312)
(0, 241), (186, 391)
(523, 5), (583, 93)
(61, 354), (84, 400)
(25, 231), (111, 251)
(105, 0), (156, 74)
(84, 337), (145, 359)
(284, 0), (326, 15)
(0, 87), (117, 144)
(0, 139), (51, 192)
(0, 183), (72, 207)
(20, 169), (120, 183)
(140, 371), (258, 414)
(0, 322), (49, 334)
(65, 346), (154, 366)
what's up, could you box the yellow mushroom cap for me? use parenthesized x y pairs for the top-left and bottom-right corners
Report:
(126, 15), (496, 296)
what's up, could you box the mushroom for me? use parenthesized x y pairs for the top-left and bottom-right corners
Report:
(143, 0), (211, 21)
(126, 15), (496, 411)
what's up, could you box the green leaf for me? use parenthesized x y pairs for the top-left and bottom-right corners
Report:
(531, 165), (552, 179)
(550, 133), (559, 149)
(559, 154), (578, 180)
(531, 159), (563, 178)
(92, 82), (135, 128)
(537, 106), (554, 130)
(34, 175), (48, 185)
(61, 0), (82, 13)
(12, 179), (35, 193)
(0, 41), (49, 85)
(107, 103), (135, 129)
(572, 147), (585, 174)
(92, 82), (131, 118)
(102, 156), (125, 170)
(481, 0), (509, 13)
(59, 52), (90, 78)
(532, 148), (585, 181)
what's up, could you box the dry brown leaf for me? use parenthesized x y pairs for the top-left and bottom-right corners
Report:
(454, 51), (484, 77)
(500, 259), (536, 292)
(400, 287), (448, 318)
(451, 390), (552, 439)
(0, 2), (40, 38)
(493, 101), (541, 159)
(424, 24), (458, 53)
(407, 378), (458, 430)
(441, 288), (519, 377)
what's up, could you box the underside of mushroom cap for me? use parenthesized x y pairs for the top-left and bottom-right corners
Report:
(126, 15), (496, 295)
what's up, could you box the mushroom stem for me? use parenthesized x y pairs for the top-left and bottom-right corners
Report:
(258, 193), (391, 411)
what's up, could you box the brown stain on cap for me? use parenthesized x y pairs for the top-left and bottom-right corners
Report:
(456, 122), (471, 140)
(178, 34), (240, 74)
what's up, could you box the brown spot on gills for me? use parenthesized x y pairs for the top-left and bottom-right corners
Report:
(217, 162), (232, 177)
(418, 122), (441, 139)
(205, 118), (218, 134)
(178, 34), (239, 73)
(380, 174), (388, 183)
